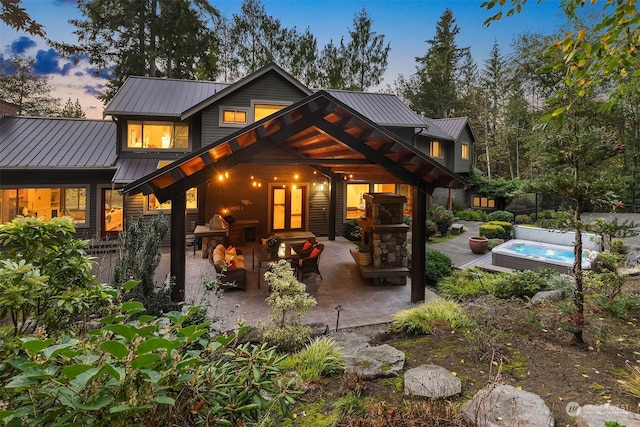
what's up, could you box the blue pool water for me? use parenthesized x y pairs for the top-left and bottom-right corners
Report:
(509, 244), (587, 263)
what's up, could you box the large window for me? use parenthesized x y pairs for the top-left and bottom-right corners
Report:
(430, 140), (443, 158)
(346, 183), (370, 219)
(254, 103), (288, 122)
(0, 187), (88, 226)
(461, 143), (469, 160)
(145, 188), (198, 213)
(127, 121), (189, 149)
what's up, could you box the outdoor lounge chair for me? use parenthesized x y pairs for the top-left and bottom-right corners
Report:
(296, 243), (323, 280)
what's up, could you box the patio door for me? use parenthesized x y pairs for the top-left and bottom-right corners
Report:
(271, 185), (306, 232)
(101, 188), (123, 238)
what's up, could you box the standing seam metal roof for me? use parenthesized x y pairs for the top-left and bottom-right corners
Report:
(431, 117), (470, 140)
(104, 76), (230, 117)
(0, 117), (117, 168)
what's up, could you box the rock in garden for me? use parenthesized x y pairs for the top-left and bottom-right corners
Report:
(462, 384), (554, 427)
(529, 290), (564, 305)
(404, 364), (461, 398)
(627, 246), (640, 266)
(348, 344), (405, 380)
(575, 404), (640, 427)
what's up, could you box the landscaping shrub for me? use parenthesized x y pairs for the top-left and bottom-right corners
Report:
(113, 213), (178, 317)
(0, 287), (302, 426)
(259, 260), (317, 352)
(610, 238), (629, 256)
(284, 336), (346, 380)
(487, 210), (513, 223)
(537, 209), (558, 219)
(430, 206), (455, 236)
(437, 268), (492, 301)
(0, 216), (113, 335)
(479, 223), (505, 239)
(490, 269), (564, 300)
(592, 293), (640, 320)
(345, 219), (361, 241)
(455, 209), (486, 221)
(391, 298), (469, 334)
(425, 220), (437, 240)
(590, 252), (623, 273)
(490, 220), (512, 237)
(515, 214), (532, 224)
(425, 250), (453, 284)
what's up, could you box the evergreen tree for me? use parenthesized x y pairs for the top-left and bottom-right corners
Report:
(60, 98), (86, 118)
(54, 0), (220, 103)
(402, 8), (468, 118)
(0, 55), (60, 116)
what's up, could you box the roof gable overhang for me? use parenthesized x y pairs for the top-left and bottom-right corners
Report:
(122, 91), (467, 203)
(181, 63), (313, 120)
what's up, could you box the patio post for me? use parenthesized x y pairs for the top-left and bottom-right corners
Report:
(411, 187), (427, 302)
(329, 174), (337, 240)
(170, 192), (186, 302)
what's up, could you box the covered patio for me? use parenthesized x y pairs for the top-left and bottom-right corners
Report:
(122, 91), (467, 303)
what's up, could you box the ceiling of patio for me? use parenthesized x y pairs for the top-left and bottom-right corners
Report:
(123, 91), (467, 203)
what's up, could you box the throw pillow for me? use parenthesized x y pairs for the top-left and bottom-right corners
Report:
(225, 246), (237, 258)
(310, 247), (321, 258)
(302, 240), (313, 251)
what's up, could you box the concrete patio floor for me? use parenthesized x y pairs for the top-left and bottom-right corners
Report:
(93, 213), (640, 332)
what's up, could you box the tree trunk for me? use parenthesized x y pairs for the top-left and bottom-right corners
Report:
(572, 199), (584, 344)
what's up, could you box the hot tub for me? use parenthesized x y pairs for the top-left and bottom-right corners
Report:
(492, 239), (599, 273)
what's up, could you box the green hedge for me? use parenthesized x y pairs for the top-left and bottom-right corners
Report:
(488, 220), (512, 237)
(478, 221), (512, 239)
(455, 209), (486, 221)
(487, 210), (513, 222)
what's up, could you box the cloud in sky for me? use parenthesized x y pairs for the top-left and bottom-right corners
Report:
(10, 36), (36, 55)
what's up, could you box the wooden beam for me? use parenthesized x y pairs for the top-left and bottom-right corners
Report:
(411, 188), (427, 302)
(170, 192), (186, 302)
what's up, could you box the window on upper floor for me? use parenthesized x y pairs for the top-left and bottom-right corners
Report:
(461, 143), (469, 160)
(220, 108), (249, 127)
(127, 121), (189, 150)
(254, 103), (288, 122)
(430, 140), (443, 158)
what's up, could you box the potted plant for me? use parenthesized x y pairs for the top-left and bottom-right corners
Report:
(356, 242), (372, 265)
(468, 236), (489, 254)
(266, 234), (282, 260)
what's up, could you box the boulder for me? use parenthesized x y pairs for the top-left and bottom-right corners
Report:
(348, 344), (405, 380)
(575, 404), (640, 427)
(404, 364), (461, 398)
(462, 384), (554, 427)
(627, 246), (640, 266)
(529, 290), (564, 305)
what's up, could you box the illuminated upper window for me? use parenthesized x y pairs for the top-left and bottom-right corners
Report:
(222, 109), (248, 125)
(461, 143), (469, 160)
(254, 103), (287, 122)
(430, 141), (443, 158)
(127, 121), (189, 149)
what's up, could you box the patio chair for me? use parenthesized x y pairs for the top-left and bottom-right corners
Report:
(296, 243), (323, 280)
(292, 238), (317, 258)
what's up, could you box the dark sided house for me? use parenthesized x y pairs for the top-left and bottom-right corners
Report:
(0, 64), (474, 302)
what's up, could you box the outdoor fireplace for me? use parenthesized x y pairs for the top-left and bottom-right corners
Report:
(358, 193), (409, 285)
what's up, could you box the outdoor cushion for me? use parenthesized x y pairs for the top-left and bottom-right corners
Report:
(302, 240), (313, 251)
(310, 247), (321, 258)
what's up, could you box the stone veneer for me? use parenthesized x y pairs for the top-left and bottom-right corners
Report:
(358, 193), (409, 285)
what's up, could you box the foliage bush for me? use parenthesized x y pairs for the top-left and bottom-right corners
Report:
(429, 205), (454, 236)
(345, 219), (362, 241)
(259, 260), (317, 352)
(478, 223), (506, 239)
(0, 283), (302, 426)
(391, 299), (469, 334)
(491, 269), (568, 300)
(590, 252), (623, 273)
(609, 238), (629, 256)
(455, 209), (486, 221)
(489, 220), (512, 237)
(425, 250), (453, 284)
(425, 220), (437, 240)
(515, 214), (532, 224)
(487, 210), (513, 223)
(592, 293), (640, 321)
(437, 269), (492, 301)
(284, 336), (346, 381)
(113, 214), (178, 316)
(0, 216), (113, 335)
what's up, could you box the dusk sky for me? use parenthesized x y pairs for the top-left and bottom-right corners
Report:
(0, 0), (568, 119)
